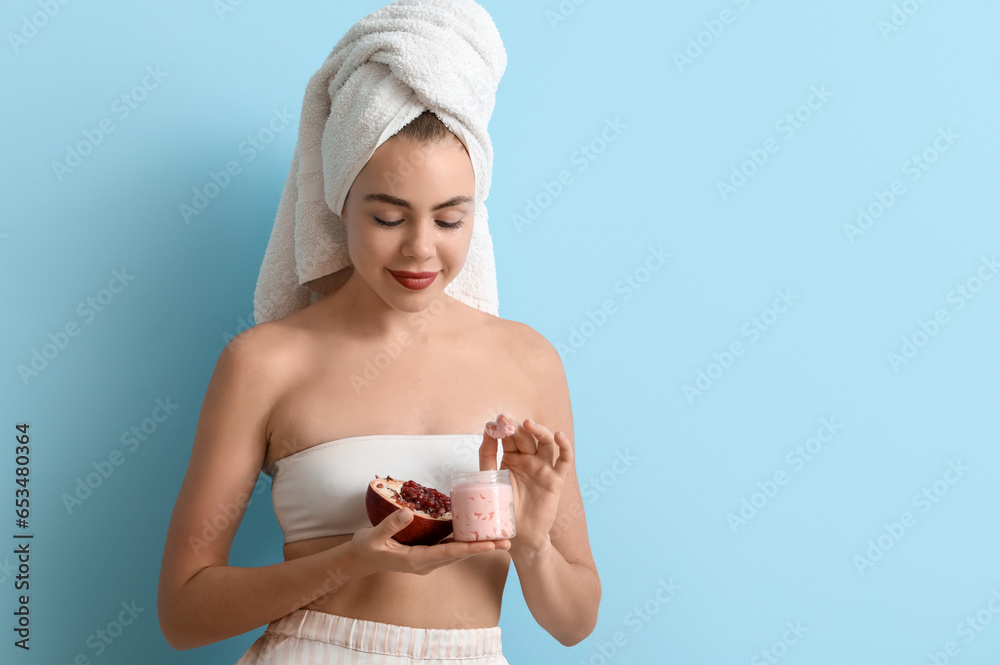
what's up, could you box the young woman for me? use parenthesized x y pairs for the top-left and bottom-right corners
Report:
(156, 109), (601, 663)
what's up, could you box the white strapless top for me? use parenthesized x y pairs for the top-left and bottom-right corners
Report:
(266, 433), (483, 544)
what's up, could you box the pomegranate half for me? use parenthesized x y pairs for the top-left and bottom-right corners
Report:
(365, 475), (453, 546)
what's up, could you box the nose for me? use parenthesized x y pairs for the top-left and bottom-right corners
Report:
(401, 217), (434, 260)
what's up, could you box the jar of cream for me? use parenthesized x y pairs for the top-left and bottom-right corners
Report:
(450, 470), (516, 541)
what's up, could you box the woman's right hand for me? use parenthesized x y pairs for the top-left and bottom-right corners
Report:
(348, 508), (511, 576)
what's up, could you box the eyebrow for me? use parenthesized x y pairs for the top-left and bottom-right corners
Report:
(362, 192), (473, 211)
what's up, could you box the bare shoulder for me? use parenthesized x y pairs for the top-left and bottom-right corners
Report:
(491, 317), (564, 372)
(485, 317), (569, 419)
(214, 319), (307, 418)
(492, 317), (575, 448)
(221, 318), (302, 372)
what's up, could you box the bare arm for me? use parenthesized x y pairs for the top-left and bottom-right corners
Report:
(161, 543), (364, 650)
(157, 324), (331, 649)
(498, 325), (602, 645)
(510, 532), (600, 646)
(508, 431), (601, 645)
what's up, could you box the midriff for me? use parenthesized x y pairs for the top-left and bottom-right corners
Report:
(283, 534), (511, 628)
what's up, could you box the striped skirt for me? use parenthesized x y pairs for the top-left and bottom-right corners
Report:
(234, 609), (509, 664)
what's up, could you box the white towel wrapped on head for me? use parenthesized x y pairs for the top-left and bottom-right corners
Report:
(253, 0), (507, 324)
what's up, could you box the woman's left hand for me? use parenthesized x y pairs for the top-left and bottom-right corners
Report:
(479, 413), (574, 552)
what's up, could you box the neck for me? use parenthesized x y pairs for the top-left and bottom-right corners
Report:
(320, 268), (461, 343)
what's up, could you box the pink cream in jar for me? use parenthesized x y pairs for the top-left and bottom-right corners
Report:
(450, 470), (516, 542)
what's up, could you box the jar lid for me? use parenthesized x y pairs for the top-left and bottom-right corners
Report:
(451, 469), (510, 486)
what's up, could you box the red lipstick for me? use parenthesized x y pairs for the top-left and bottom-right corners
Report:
(389, 270), (438, 290)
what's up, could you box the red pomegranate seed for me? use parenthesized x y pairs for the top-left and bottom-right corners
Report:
(391, 478), (452, 516)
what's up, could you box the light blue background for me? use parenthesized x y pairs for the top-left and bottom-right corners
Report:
(2, 0), (998, 663)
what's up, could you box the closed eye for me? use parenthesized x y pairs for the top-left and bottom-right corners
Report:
(374, 217), (464, 229)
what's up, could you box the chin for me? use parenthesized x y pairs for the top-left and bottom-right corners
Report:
(389, 284), (452, 313)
